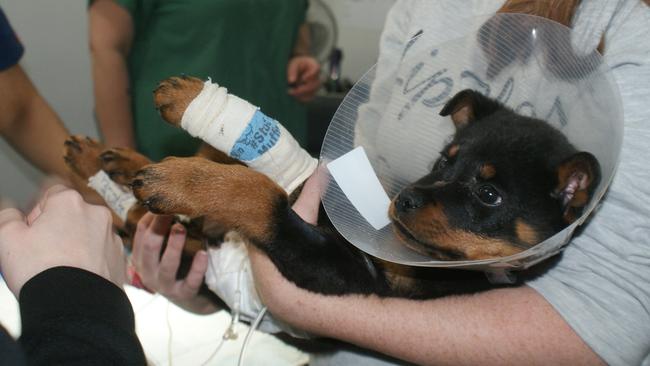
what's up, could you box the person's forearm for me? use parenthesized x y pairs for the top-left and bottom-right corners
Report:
(292, 23), (311, 57)
(18, 267), (145, 365)
(0, 65), (70, 177)
(8, 93), (70, 177)
(249, 248), (603, 366)
(91, 48), (135, 149)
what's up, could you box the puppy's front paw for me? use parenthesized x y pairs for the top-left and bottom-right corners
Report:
(131, 157), (288, 243)
(63, 135), (104, 179)
(100, 148), (151, 186)
(153, 75), (204, 126)
(131, 159), (186, 215)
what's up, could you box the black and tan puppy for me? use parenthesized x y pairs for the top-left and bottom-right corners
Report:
(390, 89), (601, 261)
(116, 78), (600, 299)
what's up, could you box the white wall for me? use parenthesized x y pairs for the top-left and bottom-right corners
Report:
(0, 0), (392, 208)
(0, 0), (97, 208)
(320, 0), (395, 81)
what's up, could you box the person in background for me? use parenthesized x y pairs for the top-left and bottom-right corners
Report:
(0, 185), (145, 365)
(0, 8), (70, 179)
(89, 0), (321, 161)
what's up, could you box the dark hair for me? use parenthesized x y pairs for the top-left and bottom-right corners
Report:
(496, 0), (603, 52)
(478, 0), (647, 79)
(495, 0), (649, 53)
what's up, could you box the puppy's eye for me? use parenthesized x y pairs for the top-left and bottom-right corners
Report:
(475, 184), (502, 206)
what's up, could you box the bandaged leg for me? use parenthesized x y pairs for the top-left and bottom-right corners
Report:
(180, 79), (317, 194)
(181, 79), (317, 336)
(204, 235), (308, 337)
(88, 170), (138, 222)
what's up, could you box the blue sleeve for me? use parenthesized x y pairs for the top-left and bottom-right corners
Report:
(0, 8), (24, 71)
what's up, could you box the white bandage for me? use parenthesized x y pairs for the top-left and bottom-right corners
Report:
(181, 80), (317, 193)
(87, 170), (137, 222)
(205, 237), (308, 337)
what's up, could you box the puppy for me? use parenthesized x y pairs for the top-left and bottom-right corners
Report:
(390, 89), (601, 261)
(99, 77), (599, 299)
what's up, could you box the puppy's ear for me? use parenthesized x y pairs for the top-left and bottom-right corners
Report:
(553, 152), (601, 224)
(439, 89), (503, 129)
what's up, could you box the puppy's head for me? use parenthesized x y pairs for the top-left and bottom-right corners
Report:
(389, 90), (600, 260)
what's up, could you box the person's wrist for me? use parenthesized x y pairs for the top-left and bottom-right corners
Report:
(290, 52), (311, 58)
(19, 266), (137, 337)
(248, 247), (291, 314)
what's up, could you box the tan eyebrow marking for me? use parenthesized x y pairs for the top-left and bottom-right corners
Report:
(515, 218), (539, 246)
(480, 164), (496, 179)
(447, 144), (460, 158)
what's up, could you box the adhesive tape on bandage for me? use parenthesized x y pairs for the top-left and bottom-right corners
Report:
(87, 170), (137, 222)
(181, 80), (317, 193)
(204, 239), (308, 337)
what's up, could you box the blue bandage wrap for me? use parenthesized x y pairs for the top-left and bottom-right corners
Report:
(230, 110), (281, 162)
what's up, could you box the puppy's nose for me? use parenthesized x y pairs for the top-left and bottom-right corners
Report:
(395, 189), (424, 212)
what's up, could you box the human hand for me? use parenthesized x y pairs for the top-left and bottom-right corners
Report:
(287, 55), (321, 103)
(291, 171), (323, 225)
(131, 212), (218, 314)
(248, 172), (323, 320)
(0, 185), (126, 297)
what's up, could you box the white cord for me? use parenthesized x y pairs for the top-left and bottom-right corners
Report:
(133, 292), (161, 316)
(203, 245), (270, 366)
(219, 255), (248, 340)
(165, 301), (173, 366)
(237, 306), (268, 366)
(196, 247), (250, 365)
(198, 336), (227, 366)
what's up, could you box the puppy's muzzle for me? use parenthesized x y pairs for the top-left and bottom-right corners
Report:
(394, 188), (426, 213)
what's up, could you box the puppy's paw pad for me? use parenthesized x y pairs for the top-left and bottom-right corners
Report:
(63, 135), (104, 179)
(99, 149), (121, 163)
(131, 166), (178, 215)
(153, 75), (204, 126)
(140, 193), (166, 214)
(99, 148), (149, 185)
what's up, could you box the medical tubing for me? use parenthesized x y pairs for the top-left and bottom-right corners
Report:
(237, 306), (268, 366)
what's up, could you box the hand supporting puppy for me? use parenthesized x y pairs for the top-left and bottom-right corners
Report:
(0, 185), (126, 297)
(131, 212), (219, 314)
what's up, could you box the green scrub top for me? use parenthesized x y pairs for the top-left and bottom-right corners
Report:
(114, 0), (308, 161)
